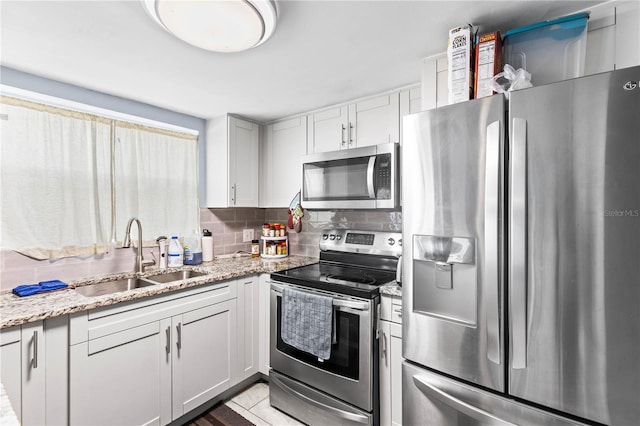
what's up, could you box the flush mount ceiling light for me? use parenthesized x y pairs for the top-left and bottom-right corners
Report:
(142, 0), (277, 53)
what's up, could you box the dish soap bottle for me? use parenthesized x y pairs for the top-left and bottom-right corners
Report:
(168, 236), (183, 267)
(184, 230), (202, 265)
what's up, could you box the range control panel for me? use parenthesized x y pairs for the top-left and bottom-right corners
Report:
(320, 229), (402, 257)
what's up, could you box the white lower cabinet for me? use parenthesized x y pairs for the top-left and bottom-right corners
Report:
(70, 321), (170, 426)
(0, 317), (68, 426)
(258, 274), (271, 375)
(172, 299), (237, 419)
(236, 275), (259, 382)
(379, 294), (403, 426)
(69, 280), (238, 425)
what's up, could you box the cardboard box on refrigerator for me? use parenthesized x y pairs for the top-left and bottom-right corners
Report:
(475, 31), (503, 98)
(447, 24), (475, 104)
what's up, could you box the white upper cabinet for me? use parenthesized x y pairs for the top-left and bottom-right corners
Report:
(261, 116), (307, 207)
(307, 92), (400, 153)
(206, 115), (260, 207)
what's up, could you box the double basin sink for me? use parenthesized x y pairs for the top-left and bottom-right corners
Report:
(74, 270), (209, 298)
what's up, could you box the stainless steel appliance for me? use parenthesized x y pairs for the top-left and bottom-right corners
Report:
(402, 66), (640, 425)
(301, 143), (399, 210)
(269, 229), (402, 425)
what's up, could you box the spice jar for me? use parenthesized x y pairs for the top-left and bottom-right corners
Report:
(251, 240), (259, 258)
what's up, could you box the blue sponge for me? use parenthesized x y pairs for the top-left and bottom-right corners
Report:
(13, 280), (68, 297)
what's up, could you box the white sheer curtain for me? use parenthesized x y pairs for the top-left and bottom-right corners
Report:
(114, 123), (199, 246)
(0, 96), (112, 259)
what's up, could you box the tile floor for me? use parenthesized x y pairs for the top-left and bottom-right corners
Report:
(225, 382), (305, 426)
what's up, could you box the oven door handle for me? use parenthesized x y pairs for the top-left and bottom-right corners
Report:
(271, 283), (369, 311)
(270, 373), (370, 424)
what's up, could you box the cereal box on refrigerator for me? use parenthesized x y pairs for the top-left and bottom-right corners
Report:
(474, 31), (503, 98)
(447, 24), (475, 104)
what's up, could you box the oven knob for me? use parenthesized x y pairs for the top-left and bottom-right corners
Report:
(388, 238), (395, 246)
(336, 235), (342, 240)
(322, 234), (329, 240)
(329, 234), (336, 240)
(399, 238), (402, 246)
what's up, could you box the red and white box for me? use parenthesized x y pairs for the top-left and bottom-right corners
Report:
(447, 24), (475, 104)
(474, 31), (503, 99)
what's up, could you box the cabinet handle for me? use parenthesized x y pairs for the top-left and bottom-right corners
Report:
(176, 323), (182, 350)
(341, 124), (346, 147)
(231, 184), (237, 205)
(349, 122), (354, 146)
(382, 331), (388, 364)
(32, 330), (38, 369)
(165, 326), (171, 354)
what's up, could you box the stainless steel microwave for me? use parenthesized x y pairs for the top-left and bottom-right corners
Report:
(301, 143), (399, 209)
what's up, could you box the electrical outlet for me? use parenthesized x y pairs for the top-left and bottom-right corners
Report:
(242, 229), (254, 242)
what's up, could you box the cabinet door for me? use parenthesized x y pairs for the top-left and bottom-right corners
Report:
(258, 274), (271, 375)
(70, 320), (171, 426)
(0, 327), (22, 422)
(308, 106), (348, 153)
(379, 320), (392, 426)
(172, 299), (237, 420)
(228, 116), (259, 206)
(264, 117), (307, 207)
(350, 93), (400, 148)
(389, 322), (403, 426)
(380, 320), (403, 426)
(20, 321), (46, 426)
(236, 276), (260, 382)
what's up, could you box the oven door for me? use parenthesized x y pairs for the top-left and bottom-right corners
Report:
(270, 281), (377, 412)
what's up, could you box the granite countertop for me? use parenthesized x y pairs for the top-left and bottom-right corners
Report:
(0, 255), (318, 329)
(379, 282), (402, 297)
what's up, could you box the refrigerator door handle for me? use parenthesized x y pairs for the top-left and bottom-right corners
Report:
(485, 120), (502, 365)
(510, 117), (528, 370)
(412, 374), (516, 426)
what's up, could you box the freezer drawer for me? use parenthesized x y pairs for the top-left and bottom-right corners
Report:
(402, 361), (584, 426)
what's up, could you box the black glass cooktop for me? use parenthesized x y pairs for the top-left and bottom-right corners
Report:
(271, 262), (396, 299)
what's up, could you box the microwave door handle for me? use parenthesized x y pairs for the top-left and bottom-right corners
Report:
(367, 156), (376, 199)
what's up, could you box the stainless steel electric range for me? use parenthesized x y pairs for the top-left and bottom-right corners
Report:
(268, 229), (402, 426)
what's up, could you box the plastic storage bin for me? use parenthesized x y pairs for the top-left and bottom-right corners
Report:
(503, 13), (589, 86)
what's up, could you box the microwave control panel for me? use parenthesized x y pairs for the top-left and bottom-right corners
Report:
(375, 153), (392, 199)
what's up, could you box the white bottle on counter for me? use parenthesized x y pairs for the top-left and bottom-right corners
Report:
(168, 236), (183, 267)
(202, 229), (214, 262)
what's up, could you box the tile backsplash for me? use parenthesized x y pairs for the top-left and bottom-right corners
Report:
(0, 207), (401, 290)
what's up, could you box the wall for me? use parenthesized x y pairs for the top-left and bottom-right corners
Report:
(201, 208), (403, 258)
(0, 208), (401, 290)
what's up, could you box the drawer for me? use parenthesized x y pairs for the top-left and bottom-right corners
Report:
(380, 295), (402, 324)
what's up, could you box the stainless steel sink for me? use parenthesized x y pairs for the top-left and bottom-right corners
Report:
(75, 277), (157, 297)
(144, 270), (209, 284)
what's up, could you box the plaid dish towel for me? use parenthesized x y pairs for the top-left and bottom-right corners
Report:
(281, 287), (333, 360)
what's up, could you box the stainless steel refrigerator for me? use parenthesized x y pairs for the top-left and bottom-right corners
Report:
(401, 66), (640, 425)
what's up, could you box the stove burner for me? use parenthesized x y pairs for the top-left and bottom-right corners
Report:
(326, 274), (376, 286)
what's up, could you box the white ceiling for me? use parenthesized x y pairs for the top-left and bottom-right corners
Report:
(1, 0), (604, 123)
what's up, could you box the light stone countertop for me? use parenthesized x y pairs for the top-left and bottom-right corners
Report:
(379, 281), (402, 298)
(0, 255), (318, 329)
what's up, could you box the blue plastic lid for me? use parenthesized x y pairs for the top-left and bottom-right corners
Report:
(171, 235), (178, 239)
(504, 12), (589, 38)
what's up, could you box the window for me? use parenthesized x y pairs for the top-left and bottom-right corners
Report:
(0, 94), (199, 259)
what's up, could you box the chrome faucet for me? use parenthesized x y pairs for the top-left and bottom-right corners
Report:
(122, 217), (156, 273)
